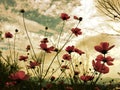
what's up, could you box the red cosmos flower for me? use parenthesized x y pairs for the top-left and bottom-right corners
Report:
(65, 46), (75, 54)
(80, 75), (94, 82)
(19, 55), (28, 61)
(94, 42), (115, 54)
(60, 13), (70, 20)
(63, 54), (71, 61)
(40, 43), (55, 53)
(74, 16), (82, 21)
(50, 76), (55, 81)
(41, 38), (48, 43)
(28, 61), (40, 69)
(95, 54), (114, 65)
(9, 71), (29, 80)
(71, 28), (82, 36)
(61, 65), (69, 69)
(5, 32), (13, 38)
(74, 48), (85, 55)
(92, 60), (109, 74)
(26, 45), (30, 52)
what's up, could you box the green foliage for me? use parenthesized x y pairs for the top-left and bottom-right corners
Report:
(0, 0), (16, 7)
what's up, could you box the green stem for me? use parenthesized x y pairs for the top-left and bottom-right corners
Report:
(43, 33), (73, 79)
(57, 21), (65, 47)
(22, 13), (37, 60)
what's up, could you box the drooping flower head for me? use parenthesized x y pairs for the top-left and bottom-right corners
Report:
(71, 28), (82, 36)
(5, 32), (13, 38)
(94, 42), (115, 54)
(60, 13), (70, 20)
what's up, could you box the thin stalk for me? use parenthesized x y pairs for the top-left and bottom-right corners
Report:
(22, 13), (37, 60)
(57, 21), (65, 47)
(41, 52), (46, 78)
(13, 33), (16, 63)
(8, 39), (13, 63)
(43, 33), (73, 79)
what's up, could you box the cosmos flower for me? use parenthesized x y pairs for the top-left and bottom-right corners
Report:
(5, 32), (13, 38)
(40, 43), (55, 53)
(94, 42), (115, 54)
(92, 60), (109, 74)
(28, 61), (40, 69)
(26, 45), (30, 52)
(62, 54), (71, 61)
(61, 65), (69, 69)
(60, 13), (70, 20)
(74, 48), (85, 55)
(95, 54), (114, 65)
(19, 55), (28, 61)
(74, 16), (83, 21)
(40, 38), (48, 43)
(71, 28), (82, 36)
(80, 75), (94, 82)
(9, 71), (29, 81)
(50, 76), (55, 81)
(65, 46), (75, 54)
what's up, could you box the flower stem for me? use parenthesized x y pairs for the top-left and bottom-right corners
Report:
(43, 33), (73, 79)
(22, 13), (37, 60)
